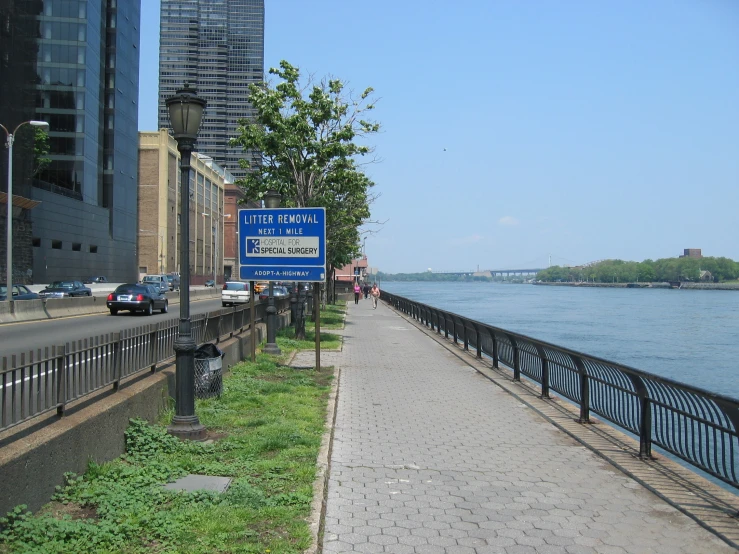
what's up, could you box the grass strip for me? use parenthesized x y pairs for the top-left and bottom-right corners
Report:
(1, 307), (345, 554)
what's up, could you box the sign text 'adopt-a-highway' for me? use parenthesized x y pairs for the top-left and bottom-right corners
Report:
(238, 207), (326, 281)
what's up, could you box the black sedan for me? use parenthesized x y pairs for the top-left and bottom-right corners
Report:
(39, 281), (92, 298)
(0, 284), (40, 301)
(107, 284), (168, 316)
(258, 285), (290, 301)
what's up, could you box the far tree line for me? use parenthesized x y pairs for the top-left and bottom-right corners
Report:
(535, 257), (739, 283)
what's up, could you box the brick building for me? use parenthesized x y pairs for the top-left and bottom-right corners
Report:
(137, 130), (230, 285)
(680, 249), (703, 259)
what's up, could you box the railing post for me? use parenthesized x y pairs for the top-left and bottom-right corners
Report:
(570, 355), (590, 423)
(112, 332), (121, 391)
(56, 344), (67, 417)
(475, 326), (482, 359)
(463, 321), (469, 351)
(452, 318), (457, 344)
(149, 324), (158, 372)
(625, 374), (652, 459)
(490, 330), (499, 368)
(510, 335), (520, 381)
(444, 314), (448, 338)
(535, 344), (550, 398)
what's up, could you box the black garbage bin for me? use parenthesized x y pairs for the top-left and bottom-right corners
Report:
(194, 343), (225, 399)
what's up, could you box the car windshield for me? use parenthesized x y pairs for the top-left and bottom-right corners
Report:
(49, 281), (74, 288)
(142, 277), (158, 282)
(224, 282), (246, 291)
(166, 276), (173, 282)
(0, 286), (6, 295)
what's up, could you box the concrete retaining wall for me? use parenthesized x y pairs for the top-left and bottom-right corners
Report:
(0, 311), (288, 517)
(0, 289), (221, 325)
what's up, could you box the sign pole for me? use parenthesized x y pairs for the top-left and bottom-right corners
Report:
(250, 280), (256, 362)
(314, 282), (321, 372)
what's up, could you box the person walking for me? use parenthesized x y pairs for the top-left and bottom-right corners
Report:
(370, 283), (380, 309)
(353, 282), (361, 304)
(363, 283), (370, 299)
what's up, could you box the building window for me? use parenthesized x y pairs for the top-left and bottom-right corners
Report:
(52, 240), (62, 249)
(32, 238), (41, 247)
(89, 245), (98, 253)
(72, 243), (81, 251)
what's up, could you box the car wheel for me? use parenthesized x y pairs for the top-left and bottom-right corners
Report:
(110, 309), (118, 315)
(146, 302), (153, 316)
(161, 301), (168, 314)
(87, 291), (91, 296)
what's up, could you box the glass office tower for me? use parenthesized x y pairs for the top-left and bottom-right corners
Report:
(0, 0), (141, 283)
(158, 0), (264, 183)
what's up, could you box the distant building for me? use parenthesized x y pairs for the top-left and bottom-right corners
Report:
(138, 130), (230, 285)
(680, 249), (702, 259)
(335, 256), (369, 283)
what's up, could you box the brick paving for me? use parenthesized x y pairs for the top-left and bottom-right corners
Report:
(320, 298), (738, 553)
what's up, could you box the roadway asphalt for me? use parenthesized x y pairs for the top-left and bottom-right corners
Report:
(316, 298), (739, 553)
(0, 297), (225, 361)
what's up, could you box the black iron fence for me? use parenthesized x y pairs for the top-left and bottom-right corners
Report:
(383, 292), (739, 490)
(0, 299), (289, 433)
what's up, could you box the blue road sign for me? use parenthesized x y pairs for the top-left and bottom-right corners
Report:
(238, 207), (326, 282)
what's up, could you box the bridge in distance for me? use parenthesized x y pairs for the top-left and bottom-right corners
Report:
(432, 268), (545, 277)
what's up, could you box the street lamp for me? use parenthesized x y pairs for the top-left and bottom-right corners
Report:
(263, 189), (281, 355)
(165, 84), (207, 441)
(2, 120), (49, 302)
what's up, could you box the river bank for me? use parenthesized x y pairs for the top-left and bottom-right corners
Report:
(534, 281), (739, 290)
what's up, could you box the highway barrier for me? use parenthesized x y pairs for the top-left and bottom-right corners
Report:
(0, 288), (221, 324)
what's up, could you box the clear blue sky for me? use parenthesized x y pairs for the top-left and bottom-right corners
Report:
(139, 1), (739, 273)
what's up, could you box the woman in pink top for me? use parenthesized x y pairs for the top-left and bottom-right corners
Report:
(353, 283), (361, 304)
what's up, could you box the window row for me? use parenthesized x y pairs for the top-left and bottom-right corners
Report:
(33, 238), (97, 253)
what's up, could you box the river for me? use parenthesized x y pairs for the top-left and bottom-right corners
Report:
(380, 281), (739, 399)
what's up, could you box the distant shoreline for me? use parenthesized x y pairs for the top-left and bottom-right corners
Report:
(532, 281), (739, 291)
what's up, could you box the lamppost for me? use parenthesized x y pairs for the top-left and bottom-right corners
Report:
(2, 120), (49, 302)
(165, 84), (207, 441)
(263, 190), (281, 355)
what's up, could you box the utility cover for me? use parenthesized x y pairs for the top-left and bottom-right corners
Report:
(164, 474), (232, 493)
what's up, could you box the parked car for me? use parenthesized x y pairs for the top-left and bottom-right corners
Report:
(166, 273), (180, 291)
(39, 281), (92, 298)
(107, 283), (168, 316)
(141, 274), (169, 294)
(254, 281), (269, 294)
(258, 285), (290, 301)
(83, 276), (108, 284)
(0, 284), (40, 301)
(204, 279), (216, 288)
(221, 281), (250, 307)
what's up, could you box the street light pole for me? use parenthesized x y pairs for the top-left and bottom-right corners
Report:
(2, 120), (49, 302)
(263, 190), (282, 355)
(165, 84), (207, 441)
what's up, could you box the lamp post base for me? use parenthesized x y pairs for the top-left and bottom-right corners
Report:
(263, 342), (282, 355)
(167, 415), (208, 441)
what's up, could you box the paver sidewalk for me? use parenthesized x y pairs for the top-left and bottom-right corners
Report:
(321, 298), (737, 553)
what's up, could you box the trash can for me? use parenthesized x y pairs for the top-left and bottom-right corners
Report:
(194, 343), (225, 399)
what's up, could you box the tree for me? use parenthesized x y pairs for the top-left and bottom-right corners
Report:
(32, 127), (51, 177)
(230, 60), (380, 336)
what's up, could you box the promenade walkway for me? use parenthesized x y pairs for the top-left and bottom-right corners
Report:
(318, 297), (739, 553)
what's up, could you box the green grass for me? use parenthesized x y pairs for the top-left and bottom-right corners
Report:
(316, 301), (346, 329)
(0, 308), (345, 554)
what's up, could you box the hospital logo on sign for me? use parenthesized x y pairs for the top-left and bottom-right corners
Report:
(247, 239), (260, 254)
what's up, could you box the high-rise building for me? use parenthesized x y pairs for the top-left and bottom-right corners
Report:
(0, 0), (141, 284)
(158, 0), (264, 183)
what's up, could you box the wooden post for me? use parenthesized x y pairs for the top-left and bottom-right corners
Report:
(250, 280), (256, 362)
(314, 282), (321, 372)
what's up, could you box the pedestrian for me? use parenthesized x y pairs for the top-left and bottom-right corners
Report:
(353, 282), (361, 304)
(363, 283), (370, 299)
(370, 282), (380, 309)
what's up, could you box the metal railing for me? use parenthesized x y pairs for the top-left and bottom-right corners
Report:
(383, 292), (739, 490)
(0, 299), (288, 433)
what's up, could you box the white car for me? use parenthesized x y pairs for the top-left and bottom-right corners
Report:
(221, 281), (250, 307)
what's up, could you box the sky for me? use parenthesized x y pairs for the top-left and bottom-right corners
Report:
(138, 1), (739, 273)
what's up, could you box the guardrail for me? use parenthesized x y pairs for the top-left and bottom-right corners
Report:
(383, 292), (739, 490)
(0, 299), (289, 433)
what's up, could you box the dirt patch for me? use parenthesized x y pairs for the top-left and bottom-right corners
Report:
(40, 501), (98, 522)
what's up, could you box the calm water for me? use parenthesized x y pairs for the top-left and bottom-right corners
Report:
(381, 282), (739, 399)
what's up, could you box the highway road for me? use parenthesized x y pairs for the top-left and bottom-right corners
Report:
(0, 297), (226, 361)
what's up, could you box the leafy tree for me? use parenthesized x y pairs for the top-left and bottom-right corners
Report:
(230, 60), (380, 336)
(32, 127), (51, 177)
